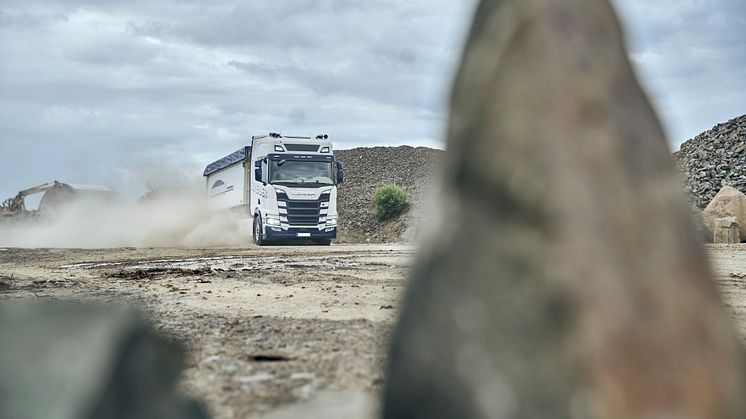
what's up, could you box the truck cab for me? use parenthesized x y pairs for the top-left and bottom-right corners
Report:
(203, 133), (344, 246)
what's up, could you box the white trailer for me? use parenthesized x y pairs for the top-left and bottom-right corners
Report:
(203, 133), (344, 245)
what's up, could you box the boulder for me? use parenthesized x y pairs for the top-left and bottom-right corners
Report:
(703, 186), (746, 241)
(383, 0), (746, 418)
(0, 303), (208, 419)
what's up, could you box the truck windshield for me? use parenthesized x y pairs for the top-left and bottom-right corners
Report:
(269, 160), (334, 187)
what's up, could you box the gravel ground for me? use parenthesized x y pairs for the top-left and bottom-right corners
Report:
(4, 243), (746, 418)
(0, 245), (413, 419)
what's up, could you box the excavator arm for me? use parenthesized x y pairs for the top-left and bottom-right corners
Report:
(1, 182), (63, 215)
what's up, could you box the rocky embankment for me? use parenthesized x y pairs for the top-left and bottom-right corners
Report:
(675, 115), (746, 209)
(334, 146), (443, 243)
(333, 116), (746, 243)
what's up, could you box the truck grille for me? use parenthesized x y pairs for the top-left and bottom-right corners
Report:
(284, 144), (320, 152)
(276, 191), (331, 226)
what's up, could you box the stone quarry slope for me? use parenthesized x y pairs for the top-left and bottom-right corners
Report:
(334, 146), (443, 243)
(332, 118), (746, 243)
(675, 115), (746, 209)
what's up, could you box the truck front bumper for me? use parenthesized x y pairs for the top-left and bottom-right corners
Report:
(264, 227), (337, 241)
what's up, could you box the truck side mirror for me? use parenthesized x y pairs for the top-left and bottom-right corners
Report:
(254, 161), (262, 183)
(336, 162), (345, 184)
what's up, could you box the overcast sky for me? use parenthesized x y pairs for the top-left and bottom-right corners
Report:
(1, 0), (744, 200)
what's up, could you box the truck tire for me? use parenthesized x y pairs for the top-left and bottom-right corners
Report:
(313, 239), (332, 246)
(253, 217), (266, 246)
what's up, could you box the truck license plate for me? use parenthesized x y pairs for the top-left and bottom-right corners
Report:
(297, 233), (311, 237)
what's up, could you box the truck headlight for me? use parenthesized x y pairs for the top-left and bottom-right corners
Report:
(326, 217), (337, 227)
(266, 215), (281, 226)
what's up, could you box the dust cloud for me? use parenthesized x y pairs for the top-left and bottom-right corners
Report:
(0, 189), (248, 249)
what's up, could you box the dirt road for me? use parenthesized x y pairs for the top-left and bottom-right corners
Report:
(3, 243), (746, 418)
(0, 244), (413, 419)
(703, 245), (746, 340)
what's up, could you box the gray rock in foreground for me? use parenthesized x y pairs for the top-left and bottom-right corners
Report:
(0, 303), (207, 419)
(384, 0), (746, 418)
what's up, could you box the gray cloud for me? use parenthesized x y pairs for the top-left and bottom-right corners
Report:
(0, 0), (474, 200)
(0, 0), (743, 202)
(612, 0), (746, 147)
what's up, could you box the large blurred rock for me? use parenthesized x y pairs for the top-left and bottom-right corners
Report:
(690, 206), (708, 241)
(0, 303), (207, 419)
(703, 186), (746, 241)
(383, 0), (746, 418)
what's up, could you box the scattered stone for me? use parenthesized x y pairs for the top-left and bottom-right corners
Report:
(201, 355), (221, 364)
(236, 373), (274, 384)
(713, 217), (740, 244)
(221, 364), (238, 373)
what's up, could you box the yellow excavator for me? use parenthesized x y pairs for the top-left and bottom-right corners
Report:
(1, 182), (60, 217)
(1, 181), (118, 218)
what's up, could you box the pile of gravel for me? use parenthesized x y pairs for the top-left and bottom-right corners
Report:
(330, 116), (746, 242)
(334, 146), (443, 243)
(674, 115), (746, 209)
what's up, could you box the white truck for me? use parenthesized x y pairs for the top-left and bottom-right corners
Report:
(203, 133), (344, 245)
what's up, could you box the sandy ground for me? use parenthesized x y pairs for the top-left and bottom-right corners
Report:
(704, 245), (746, 340)
(0, 244), (413, 419)
(3, 243), (746, 418)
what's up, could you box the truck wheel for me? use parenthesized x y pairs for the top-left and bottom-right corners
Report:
(313, 239), (332, 246)
(253, 217), (266, 246)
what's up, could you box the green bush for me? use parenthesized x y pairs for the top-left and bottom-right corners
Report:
(373, 184), (410, 221)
